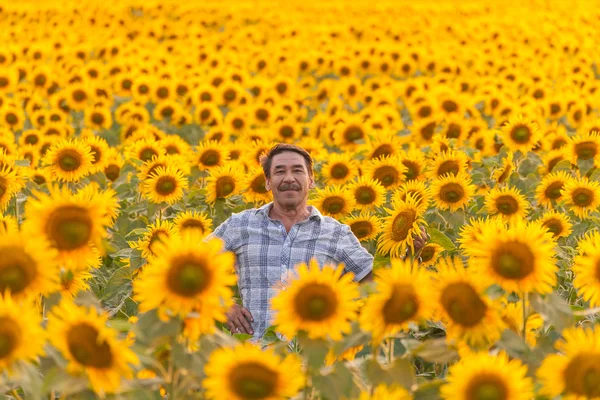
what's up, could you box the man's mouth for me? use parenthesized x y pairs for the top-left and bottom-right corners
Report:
(279, 184), (301, 191)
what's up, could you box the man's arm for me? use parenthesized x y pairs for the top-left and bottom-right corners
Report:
(336, 225), (374, 282)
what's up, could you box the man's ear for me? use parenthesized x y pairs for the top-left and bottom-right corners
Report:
(308, 175), (315, 189)
(265, 176), (271, 191)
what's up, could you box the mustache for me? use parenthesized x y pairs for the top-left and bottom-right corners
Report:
(278, 183), (301, 191)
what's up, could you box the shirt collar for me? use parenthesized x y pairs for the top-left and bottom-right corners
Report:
(256, 202), (323, 221)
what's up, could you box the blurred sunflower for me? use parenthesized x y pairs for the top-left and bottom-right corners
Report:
(535, 170), (572, 207)
(321, 152), (359, 185)
(0, 214), (18, 235)
(431, 173), (475, 212)
(491, 151), (514, 184)
(18, 129), (42, 148)
(103, 148), (124, 183)
(427, 150), (470, 179)
(569, 130), (600, 165)
(47, 301), (139, 394)
(362, 131), (404, 160)
(42, 139), (94, 182)
(241, 166), (271, 205)
(0, 292), (45, 372)
(81, 135), (110, 174)
(311, 185), (355, 219)
(468, 220), (556, 294)
(441, 352), (533, 400)
(129, 219), (178, 259)
(500, 299), (543, 347)
(173, 210), (213, 237)
(346, 176), (386, 211)
(333, 116), (369, 149)
(538, 210), (573, 239)
(363, 155), (407, 190)
(360, 258), (433, 343)
(205, 164), (244, 205)
(0, 165), (24, 211)
(433, 257), (505, 347)
(541, 148), (569, 174)
(272, 259), (360, 341)
(457, 217), (505, 257)
(561, 177), (600, 218)
(378, 194), (426, 257)
(358, 384), (412, 400)
(203, 342), (304, 400)
(418, 243), (444, 267)
(499, 114), (542, 153)
(484, 186), (530, 222)
(134, 234), (235, 319)
(397, 148), (427, 181)
(161, 134), (192, 157)
(393, 180), (432, 210)
(84, 106), (112, 131)
(60, 268), (93, 298)
(142, 166), (189, 205)
(538, 327), (600, 399)
(572, 231), (600, 307)
(124, 137), (166, 163)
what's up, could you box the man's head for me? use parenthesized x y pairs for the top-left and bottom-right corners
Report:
(260, 144), (315, 209)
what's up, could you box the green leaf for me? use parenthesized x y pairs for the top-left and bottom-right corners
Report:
(312, 363), (361, 400)
(14, 159), (31, 167)
(233, 333), (254, 342)
(410, 338), (459, 364)
(298, 334), (329, 369)
(102, 266), (132, 300)
(530, 292), (574, 331)
(413, 379), (444, 400)
(135, 310), (183, 345)
(363, 358), (415, 390)
(426, 227), (456, 251)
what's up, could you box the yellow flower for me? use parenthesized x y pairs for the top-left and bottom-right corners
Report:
(0, 214), (18, 235)
(484, 186), (530, 222)
(42, 138), (94, 182)
(535, 170), (572, 207)
(60, 268), (92, 298)
(205, 164), (245, 205)
(568, 129), (600, 165)
(343, 212), (381, 242)
(363, 155), (408, 190)
(397, 148), (427, 181)
(173, 210), (213, 237)
(81, 134), (110, 173)
(441, 352), (533, 400)
(431, 173), (476, 212)
(561, 177), (600, 218)
(203, 342), (304, 400)
(537, 210), (573, 239)
(499, 114), (542, 153)
(572, 231), (600, 307)
(197, 140), (230, 170)
(321, 152), (359, 185)
(427, 150), (470, 179)
(491, 151), (514, 184)
(311, 185), (356, 219)
(0, 164), (24, 211)
(124, 136), (166, 163)
(393, 179), (432, 210)
(271, 259), (360, 341)
(241, 166), (272, 205)
(47, 301), (139, 394)
(418, 243), (444, 267)
(142, 166), (189, 205)
(129, 219), (179, 259)
(377, 194), (426, 257)
(500, 298), (543, 347)
(358, 384), (412, 400)
(346, 176), (386, 212)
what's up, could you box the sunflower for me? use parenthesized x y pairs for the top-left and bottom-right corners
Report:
(124, 137), (166, 163)
(173, 210), (213, 237)
(393, 179), (432, 210)
(0, 106), (25, 131)
(485, 186), (530, 222)
(60, 268), (93, 298)
(47, 301), (138, 394)
(197, 140), (230, 170)
(411, 118), (438, 145)
(572, 231), (600, 307)
(345, 176), (386, 212)
(134, 233), (235, 319)
(0, 214), (18, 235)
(363, 155), (407, 190)
(333, 116), (369, 149)
(359, 258), (433, 343)
(441, 352), (534, 400)
(433, 257), (505, 348)
(431, 173), (476, 212)
(65, 83), (91, 111)
(0, 292), (45, 372)
(491, 151), (514, 184)
(362, 131), (404, 160)
(397, 148), (427, 181)
(241, 166), (271, 205)
(0, 165), (24, 211)
(541, 148), (569, 174)
(377, 194), (426, 258)
(457, 217), (506, 257)
(161, 134), (192, 157)
(272, 119), (302, 143)
(500, 298), (543, 347)
(342, 212), (381, 242)
(195, 103), (222, 127)
(42, 139), (94, 182)
(18, 129), (42, 148)
(499, 114), (542, 153)
(537, 210), (573, 239)
(542, 122), (570, 151)
(84, 106), (113, 131)
(205, 164), (245, 205)
(310, 185), (355, 219)
(427, 150), (470, 179)
(358, 384), (412, 400)
(535, 170), (572, 207)
(81, 135), (110, 173)
(271, 259), (360, 341)
(142, 166), (189, 205)
(325, 344), (365, 366)
(103, 148), (124, 183)
(129, 219), (179, 259)
(23, 185), (112, 269)
(203, 342), (304, 400)
(321, 153), (360, 185)
(568, 130), (600, 165)
(561, 177), (600, 218)
(468, 219), (557, 294)
(538, 327), (600, 399)
(418, 243), (443, 267)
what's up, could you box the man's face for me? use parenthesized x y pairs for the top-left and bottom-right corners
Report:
(265, 152), (314, 208)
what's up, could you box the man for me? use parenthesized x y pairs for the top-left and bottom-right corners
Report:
(210, 143), (428, 337)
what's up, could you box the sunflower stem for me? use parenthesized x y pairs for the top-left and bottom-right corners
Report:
(11, 389), (23, 400)
(521, 292), (528, 340)
(387, 338), (394, 365)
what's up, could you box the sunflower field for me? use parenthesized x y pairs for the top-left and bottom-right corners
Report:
(1, 0), (600, 398)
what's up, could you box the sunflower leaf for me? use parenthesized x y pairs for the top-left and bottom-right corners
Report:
(413, 379), (444, 400)
(363, 357), (415, 390)
(530, 292), (574, 331)
(426, 227), (455, 251)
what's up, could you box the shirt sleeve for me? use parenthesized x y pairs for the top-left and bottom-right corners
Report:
(335, 225), (373, 282)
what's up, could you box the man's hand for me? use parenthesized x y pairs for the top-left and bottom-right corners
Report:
(226, 304), (254, 335)
(406, 226), (429, 260)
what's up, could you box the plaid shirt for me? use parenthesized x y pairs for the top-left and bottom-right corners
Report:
(209, 202), (373, 338)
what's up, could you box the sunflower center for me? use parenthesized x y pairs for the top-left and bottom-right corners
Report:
(418, 105), (432, 118)
(294, 283), (338, 321)
(402, 161), (419, 180)
(440, 182), (465, 203)
(437, 161), (460, 177)
(372, 144), (394, 159)
(547, 156), (562, 172)
(420, 122), (436, 140)
(105, 164), (120, 181)
(350, 220), (373, 239)
(575, 141), (597, 160)
(442, 100), (458, 113)
(256, 109), (269, 121)
(322, 196), (345, 215)
(419, 245), (435, 262)
(157, 87), (169, 98)
(91, 113), (104, 125)
(73, 90), (87, 102)
(511, 125), (531, 144)
(181, 219), (206, 233)
(441, 283), (487, 327)
(495, 195), (519, 215)
(446, 123), (462, 139)
(330, 163), (349, 180)
(466, 374), (508, 400)
(46, 206), (93, 251)
(156, 176), (177, 195)
(229, 362), (277, 400)
(343, 125), (364, 143)
(224, 89), (236, 102)
(391, 210), (417, 242)
(25, 134), (39, 145)
(58, 150), (82, 172)
(373, 166), (399, 188)
(67, 323), (113, 368)
(356, 187), (376, 205)
(542, 218), (563, 236)
(564, 354), (600, 397)
(572, 188), (593, 207)
(140, 148), (158, 162)
(383, 283), (418, 324)
(492, 241), (534, 280)
(0, 317), (19, 360)
(279, 126), (294, 138)
(167, 258), (211, 297)
(89, 147), (100, 163)
(0, 250), (37, 295)
(544, 181), (564, 200)
(216, 176), (235, 198)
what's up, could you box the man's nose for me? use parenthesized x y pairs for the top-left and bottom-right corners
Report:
(283, 171), (295, 182)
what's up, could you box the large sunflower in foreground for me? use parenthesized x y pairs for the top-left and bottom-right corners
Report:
(142, 165), (189, 205)
(203, 342), (304, 400)
(346, 176), (386, 212)
(572, 231), (600, 307)
(0, 164), (24, 211)
(484, 186), (530, 222)
(42, 138), (94, 182)
(134, 233), (236, 319)
(499, 114), (542, 153)
(468, 219), (557, 294)
(173, 210), (213, 237)
(561, 177), (600, 218)
(377, 194), (426, 257)
(47, 301), (139, 394)
(0, 293), (45, 372)
(441, 352), (534, 400)
(311, 185), (356, 219)
(360, 258), (433, 343)
(432, 257), (505, 348)
(271, 259), (359, 341)
(343, 212), (381, 242)
(535, 170), (572, 207)
(538, 327), (600, 399)
(431, 173), (475, 211)
(205, 164), (244, 205)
